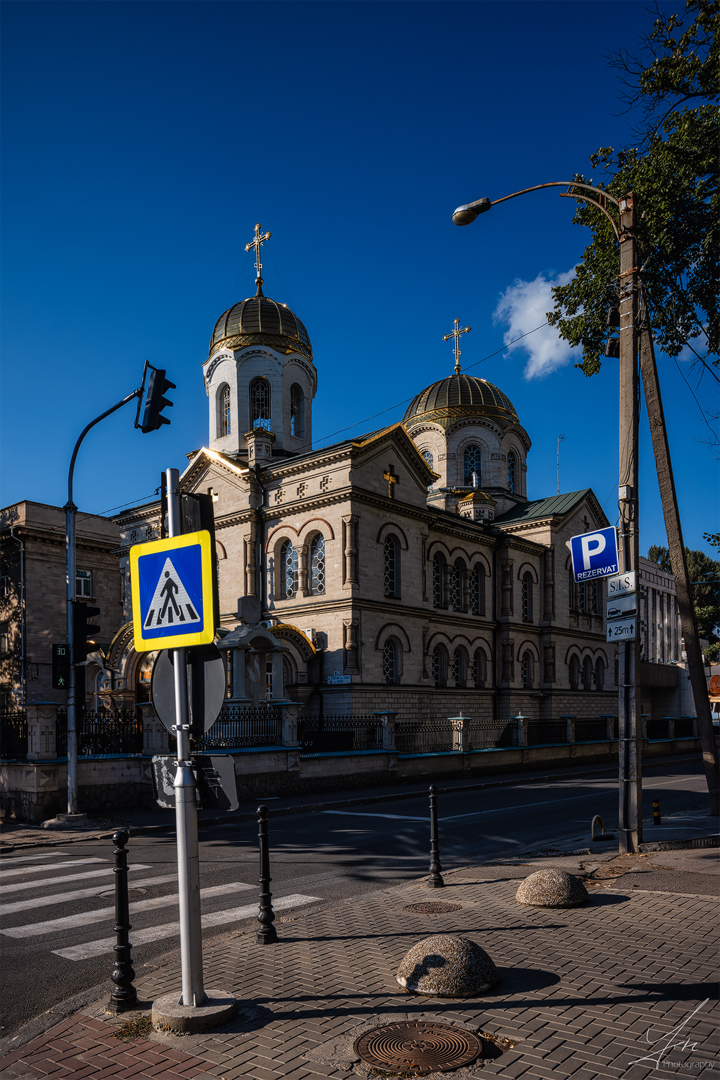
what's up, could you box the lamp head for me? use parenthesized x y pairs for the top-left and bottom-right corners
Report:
(451, 197), (492, 225)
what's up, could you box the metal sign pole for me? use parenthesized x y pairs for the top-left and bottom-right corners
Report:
(166, 467), (206, 1007)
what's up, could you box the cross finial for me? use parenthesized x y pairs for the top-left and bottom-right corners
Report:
(383, 466), (399, 499)
(245, 222), (272, 296)
(443, 318), (471, 374)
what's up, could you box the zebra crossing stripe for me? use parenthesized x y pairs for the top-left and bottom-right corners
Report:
(1, 881), (255, 937)
(0, 858), (106, 880)
(52, 893), (322, 960)
(0, 853), (66, 866)
(0, 865), (153, 897)
(0, 871), (172, 915)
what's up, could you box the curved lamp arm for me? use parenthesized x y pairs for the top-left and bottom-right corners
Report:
(452, 181), (620, 239)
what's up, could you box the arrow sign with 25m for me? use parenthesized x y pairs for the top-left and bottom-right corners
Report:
(129, 531), (215, 652)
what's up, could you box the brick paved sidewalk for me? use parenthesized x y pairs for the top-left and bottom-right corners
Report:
(2, 853), (718, 1080)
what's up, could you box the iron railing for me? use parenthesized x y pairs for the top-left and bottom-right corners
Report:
(0, 711), (28, 759)
(526, 719), (568, 745)
(675, 716), (696, 738)
(575, 718), (612, 742)
(197, 705), (281, 751)
(78, 710), (143, 756)
(299, 715), (383, 755)
(468, 719), (520, 749)
(395, 720), (455, 755)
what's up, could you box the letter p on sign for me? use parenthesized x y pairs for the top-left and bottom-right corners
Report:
(569, 524), (619, 582)
(580, 532), (606, 569)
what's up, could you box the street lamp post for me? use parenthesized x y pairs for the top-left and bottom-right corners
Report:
(453, 182), (642, 851)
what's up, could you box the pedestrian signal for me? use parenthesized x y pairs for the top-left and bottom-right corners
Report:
(52, 643), (71, 689)
(129, 530), (214, 652)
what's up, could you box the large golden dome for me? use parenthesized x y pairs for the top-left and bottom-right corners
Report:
(403, 374), (519, 432)
(209, 294), (313, 362)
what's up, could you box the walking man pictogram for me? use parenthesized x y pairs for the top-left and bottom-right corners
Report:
(159, 570), (185, 623)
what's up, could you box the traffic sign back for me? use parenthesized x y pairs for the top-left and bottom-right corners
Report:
(130, 531), (215, 652)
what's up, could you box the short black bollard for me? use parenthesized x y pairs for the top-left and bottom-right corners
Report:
(653, 798), (662, 825)
(107, 830), (138, 1014)
(256, 805), (278, 944)
(428, 784), (444, 889)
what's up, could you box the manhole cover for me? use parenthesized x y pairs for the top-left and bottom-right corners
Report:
(355, 1021), (482, 1076)
(403, 903), (462, 914)
(98, 888), (148, 899)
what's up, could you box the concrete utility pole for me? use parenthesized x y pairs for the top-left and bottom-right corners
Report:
(638, 318), (720, 815)
(616, 193), (642, 852)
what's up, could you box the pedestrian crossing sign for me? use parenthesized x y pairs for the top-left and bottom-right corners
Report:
(130, 531), (215, 652)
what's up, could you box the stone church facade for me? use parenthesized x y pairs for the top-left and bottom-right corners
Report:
(109, 256), (617, 723)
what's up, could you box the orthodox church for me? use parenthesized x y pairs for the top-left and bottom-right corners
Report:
(110, 226), (616, 722)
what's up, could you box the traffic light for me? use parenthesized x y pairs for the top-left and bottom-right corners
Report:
(140, 368), (176, 433)
(52, 644), (71, 689)
(72, 601), (101, 663)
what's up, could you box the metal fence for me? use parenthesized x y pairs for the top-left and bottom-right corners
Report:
(0, 711), (28, 759)
(675, 716), (696, 738)
(197, 705), (281, 751)
(55, 708), (142, 757)
(526, 719), (569, 745)
(468, 720), (520, 750)
(575, 718), (613, 742)
(299, 715), (383, 755)
(395, 720), (455, 755)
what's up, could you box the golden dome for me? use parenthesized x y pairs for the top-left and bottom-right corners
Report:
(403, 374), (519, 432)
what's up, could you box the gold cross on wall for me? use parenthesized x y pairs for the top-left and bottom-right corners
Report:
(443, 318), (471, 374)
(383, 466), (399, 499)
(245, 222), (272, 291)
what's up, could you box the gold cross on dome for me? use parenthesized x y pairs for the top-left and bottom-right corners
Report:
(384, 466), (399, 499)
(443, 318), (471, 374)
(245, 222), (272, 292)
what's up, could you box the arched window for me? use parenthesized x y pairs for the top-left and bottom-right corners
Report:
(432, 644), (448, 688)
(250, 377), (271, 430)
(433, 553), (447, 608)
(218, 384), (231, 438)
(452, 646), (468, 687)
(569, 655), (580, 690)
(309, 535), (326, 595)
(521, 572), (533, 623)
(595, 657), (605, 691)
(507, 451), (517, 492)
(421, 449), (434, 469)
(463, 444), (482, 486)
(583, 656), (593, 691)
(383, 637), (400, 684)
(469, 564), (486, 616)
(472, 648), (487, 688)
(451, 559), (466, 612)
(282, 654), (296, 692)
(384, 535), (400, 598)
(521, 652), (534, 688)
(279, 540), (298, 599)
(290, 384), (304, 438)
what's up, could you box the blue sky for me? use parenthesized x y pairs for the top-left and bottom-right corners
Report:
(1, 0), (716, 557)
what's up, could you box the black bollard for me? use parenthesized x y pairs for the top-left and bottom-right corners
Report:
(428, 784), (444, 888)
(653, 798), (662, 825)
(107, 830), (138, 1014)
(256, 805), (278, 944)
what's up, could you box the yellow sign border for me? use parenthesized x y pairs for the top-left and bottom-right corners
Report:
(129, 530), (215, 653)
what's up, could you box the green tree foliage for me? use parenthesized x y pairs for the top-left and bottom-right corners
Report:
(647, 544), (720, 640)
(547, 0), (719, 377)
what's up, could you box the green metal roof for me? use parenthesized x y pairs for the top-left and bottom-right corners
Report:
(494, 489), (594, 525)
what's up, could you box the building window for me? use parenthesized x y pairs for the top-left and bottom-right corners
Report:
(463, 444), (482, 486)
(432, 553), (447, 608)
(469, 564), (486, 616)
(591, 581), (600, 615)
(568, 569), (575, 611)
(384, 535), (400, 598)
(521, 652), (534, 688)
(383, 637), (400, 684)
(250, 377), (271, 430)
(451, 559), (466, 612)
(583, 656), (593, 690)
(280, 540), (298, 599)
(421, 449), (434, 469)
(578, 582), (587, 614)
(432, 644), (448, 688)
(265, 659), (274, 699)
(218, 384), (231, 438)
(472, 648), (487, 688)
(76, 569), (93, 598)
(309, 535), (326, 595)
(452, 646), (468, 687)
(507, 451), (517, 492)
(521, 572), (533, 623)
(290, 383), (305, 438)
(569, 655), (580, 690)
(283, 654), (296, 692)
(595, 657), (605, 691)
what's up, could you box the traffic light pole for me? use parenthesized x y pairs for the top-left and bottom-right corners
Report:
(64, 389), (142, 816)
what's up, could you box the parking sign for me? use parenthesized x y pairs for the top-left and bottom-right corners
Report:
(569, 526), (619, 583)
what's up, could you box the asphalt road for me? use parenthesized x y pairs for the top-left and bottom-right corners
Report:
(0, 758), (709, 1038)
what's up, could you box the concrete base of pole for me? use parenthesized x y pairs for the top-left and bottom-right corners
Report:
(41, 812), (89, 830)
(151, 990), (238, 1034)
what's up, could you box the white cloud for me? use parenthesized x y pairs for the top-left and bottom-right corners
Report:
(493, 270), (581, 380)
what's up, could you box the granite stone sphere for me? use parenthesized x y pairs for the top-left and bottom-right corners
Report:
(516, 868), (589, 908)
(396, 935), (499, 997)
